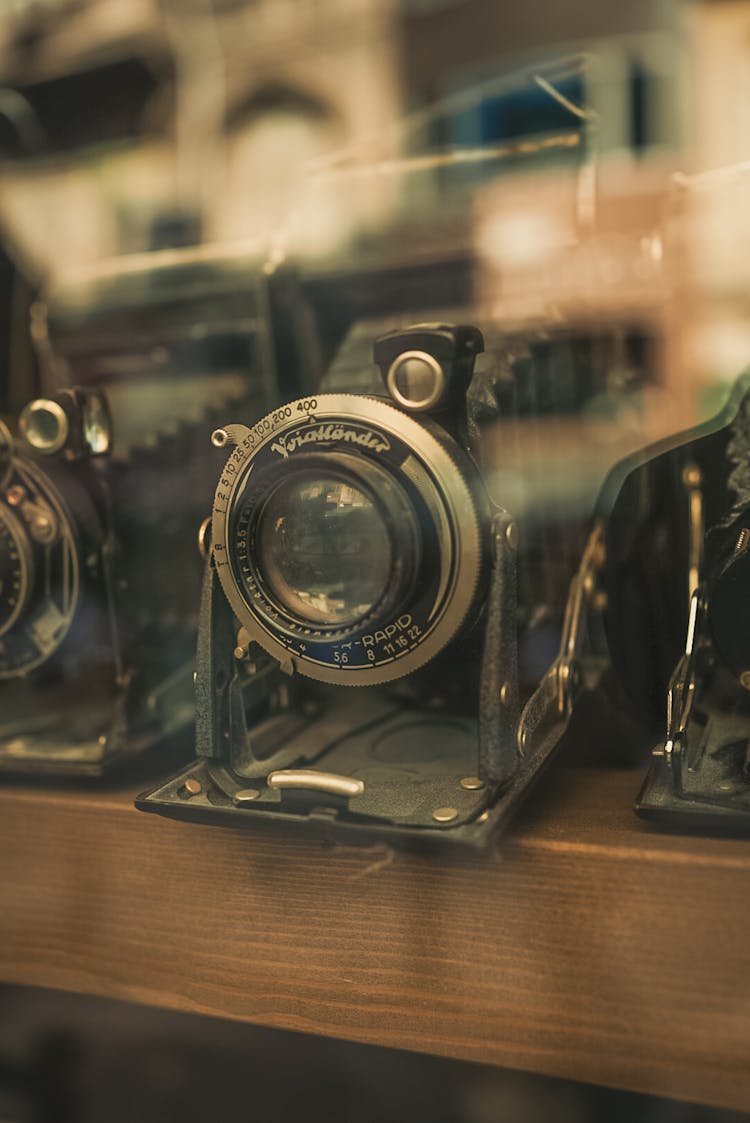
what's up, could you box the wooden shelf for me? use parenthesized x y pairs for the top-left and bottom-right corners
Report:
(1, 764), (749, 1111)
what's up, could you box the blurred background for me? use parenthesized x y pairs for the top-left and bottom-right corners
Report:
(2, 0), (750, 1117)
(1, 983), (749, 1123)
(2, 0), (749, 530)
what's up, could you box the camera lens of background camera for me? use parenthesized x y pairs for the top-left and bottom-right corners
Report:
(257, 474), (393, 626)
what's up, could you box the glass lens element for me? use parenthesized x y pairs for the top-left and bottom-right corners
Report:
(257, 475), (392, 626)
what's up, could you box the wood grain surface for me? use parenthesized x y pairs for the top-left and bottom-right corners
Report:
(1, 764), (749, 1111)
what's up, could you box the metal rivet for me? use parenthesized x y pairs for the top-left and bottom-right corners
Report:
(740, 671), (750, 691)
(29, 513), (55, 544)
(432, 806), (458, 823)
(460, 776), (485, 791)
(499, 682), (511, 704)
(233, 646), (246, 660)
(682, 464), (702, 487)
(505, 522), (519, 549)
(185, 777), (202, 796)
(211, 428), (228, 448)
(234, 788), (260, 805)
(476, 811), (490, 824)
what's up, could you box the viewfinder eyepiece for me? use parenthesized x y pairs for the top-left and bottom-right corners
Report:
(374, 323), (484, 415)
(19, 399), (69, 454)
(386, 351), (445, 411)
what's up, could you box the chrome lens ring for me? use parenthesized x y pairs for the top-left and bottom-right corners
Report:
(0, 456), (80, 677)
(0, 503), (32, 637)
(212, 394), (488, 686)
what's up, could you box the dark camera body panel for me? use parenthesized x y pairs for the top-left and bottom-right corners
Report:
(592, 375), (750, 829)
(601, 415), (733, 717)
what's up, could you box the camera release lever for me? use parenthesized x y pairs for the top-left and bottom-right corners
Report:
(267, 770), (365, 798)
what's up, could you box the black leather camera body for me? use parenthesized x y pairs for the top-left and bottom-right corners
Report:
(594, 377), (750, 830)
(544, 374), (750, 831)
(137, 320), (612, 846)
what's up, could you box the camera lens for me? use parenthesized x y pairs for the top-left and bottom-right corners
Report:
(257, 474), (392, 626)
(214, 394), (487, 685)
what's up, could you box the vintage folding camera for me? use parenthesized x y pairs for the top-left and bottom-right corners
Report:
(0, 382), (227, 776)
(137, 320), (611, 845)
(0, 250), (295, 776)
(0, 380), (259, 777)
(582, 376), (750, 830)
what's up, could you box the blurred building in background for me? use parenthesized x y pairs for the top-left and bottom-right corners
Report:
(0, 0), (405, 275)
(0, 0), (749, 479)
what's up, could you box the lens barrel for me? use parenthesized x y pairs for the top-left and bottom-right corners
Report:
(212, 394), (490, 685)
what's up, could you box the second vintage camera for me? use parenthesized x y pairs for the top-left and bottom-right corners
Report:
(595, 377), (750, 829)
(533, 372), (750, 833)
(0, 251), (288, 775)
